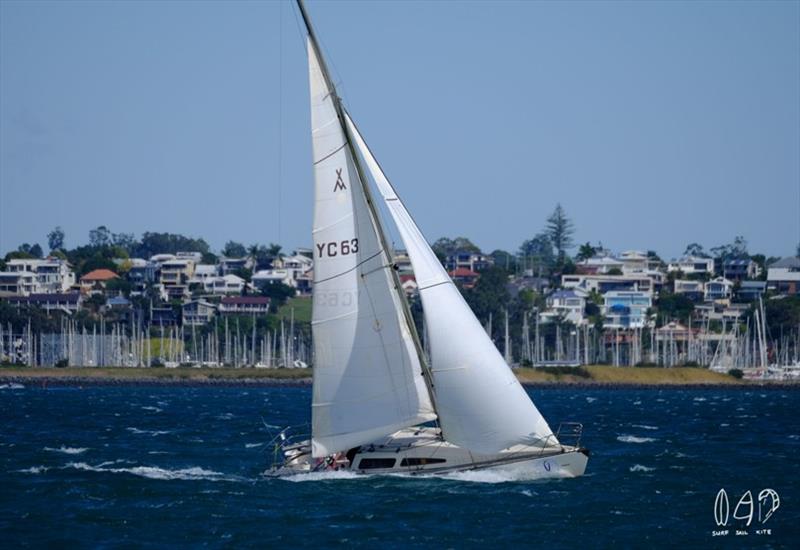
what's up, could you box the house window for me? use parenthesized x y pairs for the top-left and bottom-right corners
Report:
(357, 458), (396, 470)
(400, 457), (447, 467)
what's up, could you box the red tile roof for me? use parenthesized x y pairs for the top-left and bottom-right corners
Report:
(81, 269), (119, 281)
(449, 268), (479, 278)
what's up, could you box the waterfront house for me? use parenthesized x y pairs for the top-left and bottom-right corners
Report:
(444, 250), (493, 273)
(252, 269), (296, 290)
(4, 258), (76, 294)
(160, 259), (195, 300)
(576, 255), (624, 275)
(219, 296), (271, 315)
(0, 270), (37, 296)
(722, 258), (759, 281)
(151, 306), (178, 326)
(274, 254), (313, 279)
(508, 275), (550, 296)
(449, 267), (480, 289)
(673, 279), (705, 302)
(542, 289), (586, 325)
(126, 259), (158, 292)
(562, 274), (653, 296)
(704, 277), (734, 302)
(667, 256), (715, 277)
(202, 274), (250, 295)
(219, 257), (252, 276)
(767, 257), (800, 295)
(80, 269), (119, 295)
(182, 300), (217, 326)
(618, 250), (649, 273)
(602, 291), (652, 329)
(736, 281), (766, 302)
(6, 293), (82, 314)
(399, 274), (418, 298)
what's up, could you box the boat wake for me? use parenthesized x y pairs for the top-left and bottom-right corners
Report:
(64, 462), (242, 482)
(278, 470), (364, 482)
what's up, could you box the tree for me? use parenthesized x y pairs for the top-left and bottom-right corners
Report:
(134, 232), (210, 258)
(683, 243), (708, 258)
(545, 203), (574, 265)
(656, 292), (695, 324)
(489, 249), (517, 272)
(518, 233), (554, 275)
(463, 266), (510, 339)
(112, 232), (136, 253)
(89, 226), (111, 248)
(223, 241), (247, 258)
(29, 244), (43, 258)
(47, 226), (65, 251)
(575, 242), (596, 262)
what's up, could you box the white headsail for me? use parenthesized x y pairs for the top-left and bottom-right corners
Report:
(345, 112), (557, 454)
(307, 40), (435, 458)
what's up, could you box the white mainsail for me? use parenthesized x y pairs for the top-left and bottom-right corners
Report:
(307, 39), (435, 458)
(345, 112), (557, 454)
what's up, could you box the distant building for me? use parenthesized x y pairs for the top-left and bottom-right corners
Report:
(252, 269), (295, 290)
(667, 256), (715, 277)
(673, 279), (705, 302)
(160, 259), (195, 300)
(444, 251), (492, 273)
(5, 293), (82, 314)
(151, 306), (179, 326)
(3, 258), (75, 294)
(508, 276), (550, 297)
(603, 291), (652, 329)
(542, 289), (586, 325)
(126, 259), (158, 291)
(449, 267), (480, 289)
(562, 274), (653, 296)
(182, 300), (217, 326)
(736, 281), (766, 302)
(399, 274), (418, 298)
(576, 256), (624, 275)
(80, 269), (119, 295)
(618, 250), (649, 273)
(704, 277), (734, 302)
(767, 257), (800, 295)
(219, 296), (271, 315)
(219, 257), (252, 276)
(722, 259), (759, 281)
(0, 271), (37, 296)
(202, 274), (249, 295)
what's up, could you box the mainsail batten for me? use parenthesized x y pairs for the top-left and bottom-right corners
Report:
(307, 38), (434, 458)
(345, 112), (558, 453)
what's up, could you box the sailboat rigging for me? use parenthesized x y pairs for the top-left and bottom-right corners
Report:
(268, 0), (588, 479)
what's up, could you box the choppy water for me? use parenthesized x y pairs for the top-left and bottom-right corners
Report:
(1, 384), (797, 547)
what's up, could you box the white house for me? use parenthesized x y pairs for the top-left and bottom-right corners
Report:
(767, 257), (800, 295)
(704, 277), (734, 302)
(603, 291), (652, 329)
(667, 256), (715, 277)
(541, 289), (587, 325)
(4, 258), (75, 294)
(202, 274), (249, 295)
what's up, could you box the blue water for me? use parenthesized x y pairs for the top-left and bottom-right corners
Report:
(1, 384), (797, 548)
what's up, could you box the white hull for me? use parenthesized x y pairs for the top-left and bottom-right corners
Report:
(267, 427), (589, 480)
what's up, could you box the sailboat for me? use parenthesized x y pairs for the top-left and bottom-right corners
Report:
(268, 0), (588, 479)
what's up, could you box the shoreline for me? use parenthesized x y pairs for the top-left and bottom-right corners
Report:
(1, 366), (797, 389)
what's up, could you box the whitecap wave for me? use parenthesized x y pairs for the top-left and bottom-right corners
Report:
(126, 427), (170, 436)
(65, 462), (236, 481)
(585, 397), (597, 403)
(631, 424), (659, 430)
(17, 466), (49, 474)
(617, 435), (656, 444)
(44, 446), (88, 455)
(141, 406), (162, 413)
(629, 464), (655, 472)
(245, 443), (264, 448)
(0, 383), (24, 389)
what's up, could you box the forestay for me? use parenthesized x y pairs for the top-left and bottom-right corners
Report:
(345, 112), (557, 454)
(307, 40), (435, 458)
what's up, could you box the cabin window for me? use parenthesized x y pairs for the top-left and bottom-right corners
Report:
(357, 458), (396, 470)
(400, 457), (447, 467)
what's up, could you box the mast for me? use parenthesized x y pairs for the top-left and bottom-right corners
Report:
(297, 0), (438, 412)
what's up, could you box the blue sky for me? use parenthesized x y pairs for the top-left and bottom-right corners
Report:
(1, 0), (798, 260)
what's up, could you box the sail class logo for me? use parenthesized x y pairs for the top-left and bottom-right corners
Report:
(333, 168), (347, 192)
(713, 488), (780, 537)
